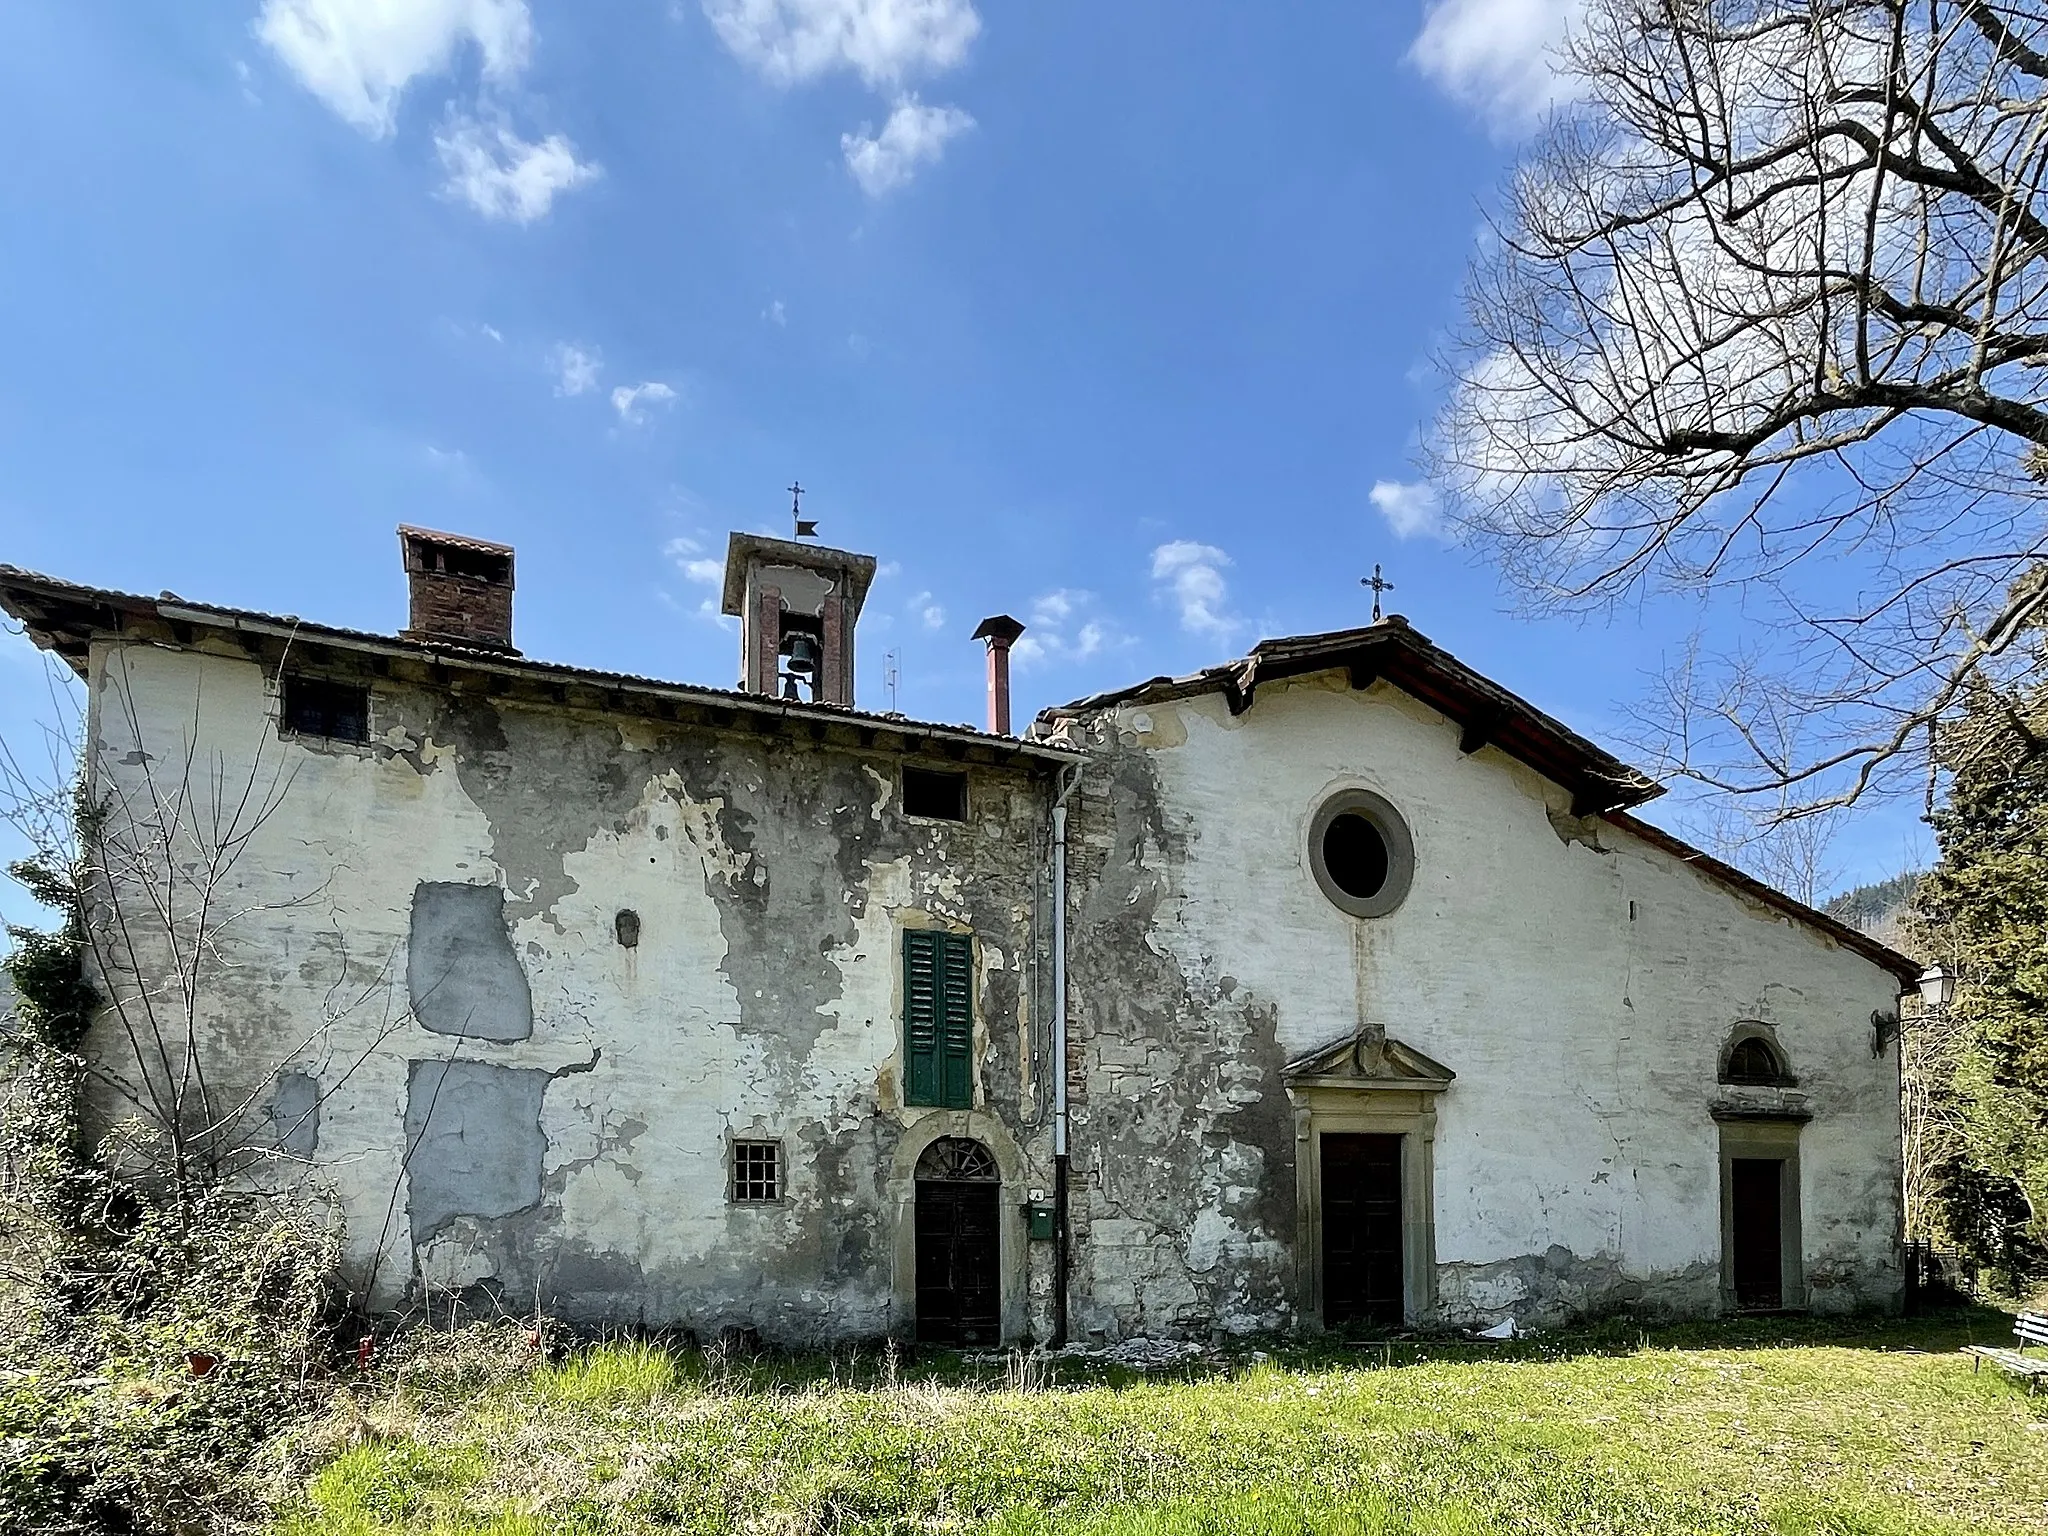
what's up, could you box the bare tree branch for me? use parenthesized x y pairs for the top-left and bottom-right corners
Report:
(1434, 0), (2048, 815)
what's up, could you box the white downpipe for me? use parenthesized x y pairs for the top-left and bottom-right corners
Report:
(1049, 763), (1081, 1346)
(1052, 797), (1070, 1157)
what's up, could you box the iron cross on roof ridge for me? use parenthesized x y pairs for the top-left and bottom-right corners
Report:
(1361, 563), (1394, 622)
(790, 482), (817, 539)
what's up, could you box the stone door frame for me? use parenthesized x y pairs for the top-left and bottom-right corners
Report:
(1283, 1032), (1455, 1331)
(1713, 1111), (1808, 1312)
(887, 1109), (1029, 1343)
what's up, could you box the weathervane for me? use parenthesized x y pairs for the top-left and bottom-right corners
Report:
(1361, 563), (1394, 622)
(790, 482), (817, 539)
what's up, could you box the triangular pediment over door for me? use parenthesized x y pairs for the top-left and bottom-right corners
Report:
(1281, 1029), (1456, 1093)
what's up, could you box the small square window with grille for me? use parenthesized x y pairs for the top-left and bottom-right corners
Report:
(731, 1140), (781, 1203)
(281, 675), (369, 744)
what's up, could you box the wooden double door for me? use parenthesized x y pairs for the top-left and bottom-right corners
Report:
(1322, 1133), (1405, 1328)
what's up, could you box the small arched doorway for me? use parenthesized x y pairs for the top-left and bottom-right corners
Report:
(914, 1137), (1000, 1345)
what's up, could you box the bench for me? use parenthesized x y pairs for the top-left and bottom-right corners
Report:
(1965, 1310), (2048, 1391)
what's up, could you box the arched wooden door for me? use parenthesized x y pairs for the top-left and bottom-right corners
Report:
(914, 1137), (1001, 1345)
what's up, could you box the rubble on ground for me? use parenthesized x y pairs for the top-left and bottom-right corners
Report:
(962, 1336), (1220, 1371)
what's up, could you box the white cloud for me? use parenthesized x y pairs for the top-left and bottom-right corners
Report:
(612, 381), (679, 424)
(480, 323), (503, 342)
(553, 343), (600, 396)
(1150, 541), (1241, 642)
(665, 538), (725, 585)
(911, 591), (947, 631)
(436, 114), (599, 222)
(1408, 0), (1583, 134)
(765, 299), (788, 326)
(422, 444), (484, 491)
(702, 0), (979, 88)
(1369, 479), (1446, 540)
(256, 0), (533, 137)
(842, 97), (973, 196)
(1032, 589), (1074, 624)
(1011, 589), (1121, 669)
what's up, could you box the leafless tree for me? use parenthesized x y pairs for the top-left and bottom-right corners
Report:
(1900, 978), (1972, 1239)
(79, 648), (419, 1205)
(1434, 0), (2048, 816)
(3, 641), (410, 1214)
(1696, 792), (1848, 899)
(1659, 644), (1852, 892)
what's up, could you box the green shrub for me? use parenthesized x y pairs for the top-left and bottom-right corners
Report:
(4, 842), (100, 1056)
(0, 1185), (341, 1534)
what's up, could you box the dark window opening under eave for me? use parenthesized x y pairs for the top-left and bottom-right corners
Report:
(904, 767), (968, 821)
(282, 674), (369, 744)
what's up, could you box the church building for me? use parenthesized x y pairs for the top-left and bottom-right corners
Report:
(0, 524), (1916, 1341)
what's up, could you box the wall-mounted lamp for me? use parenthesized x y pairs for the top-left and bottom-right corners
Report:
(1916, 963), (1957, 1011)
(1875, 966), (1961, 1057)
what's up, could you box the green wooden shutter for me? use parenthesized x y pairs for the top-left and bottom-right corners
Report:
(938, 932), (973, 1109)
(904, 929), (974, 1109)
(904, 929), (941, 1106)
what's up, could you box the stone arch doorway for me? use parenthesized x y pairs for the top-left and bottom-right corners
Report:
(914, 1137), (1001, 1345)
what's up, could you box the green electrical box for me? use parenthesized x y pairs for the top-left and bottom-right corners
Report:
(1024, 1202), (1056, 1241)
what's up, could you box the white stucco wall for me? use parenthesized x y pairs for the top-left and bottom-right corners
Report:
(1066, 670), (1903, 1328)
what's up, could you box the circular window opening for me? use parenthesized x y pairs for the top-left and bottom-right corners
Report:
(1308, 790), (1414, 919)
(1322, 814), (1390, 900)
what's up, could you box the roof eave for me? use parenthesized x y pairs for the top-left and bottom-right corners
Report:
(0, 567), (1082, 769)
(1035, 620), (1664, 817)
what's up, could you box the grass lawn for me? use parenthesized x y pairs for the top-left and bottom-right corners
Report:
(267, 1308), (2048, 1536)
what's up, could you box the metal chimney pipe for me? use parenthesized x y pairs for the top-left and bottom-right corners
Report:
(972, 614), (1026, 735)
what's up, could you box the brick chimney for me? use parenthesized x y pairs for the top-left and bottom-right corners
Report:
(972, 615), (1026, 736)
(398, 526), (517, 652)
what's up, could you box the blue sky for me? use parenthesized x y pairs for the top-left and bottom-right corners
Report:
(0, 1), (1931, 929)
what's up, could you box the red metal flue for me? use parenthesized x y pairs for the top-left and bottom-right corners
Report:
(972, 615), (1026, 736)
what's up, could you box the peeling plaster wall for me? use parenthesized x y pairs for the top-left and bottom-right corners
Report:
(1060, 673), (1904, 1335)
(81, 639), (1054, 1339)
(78, 635), (1903, 1343)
